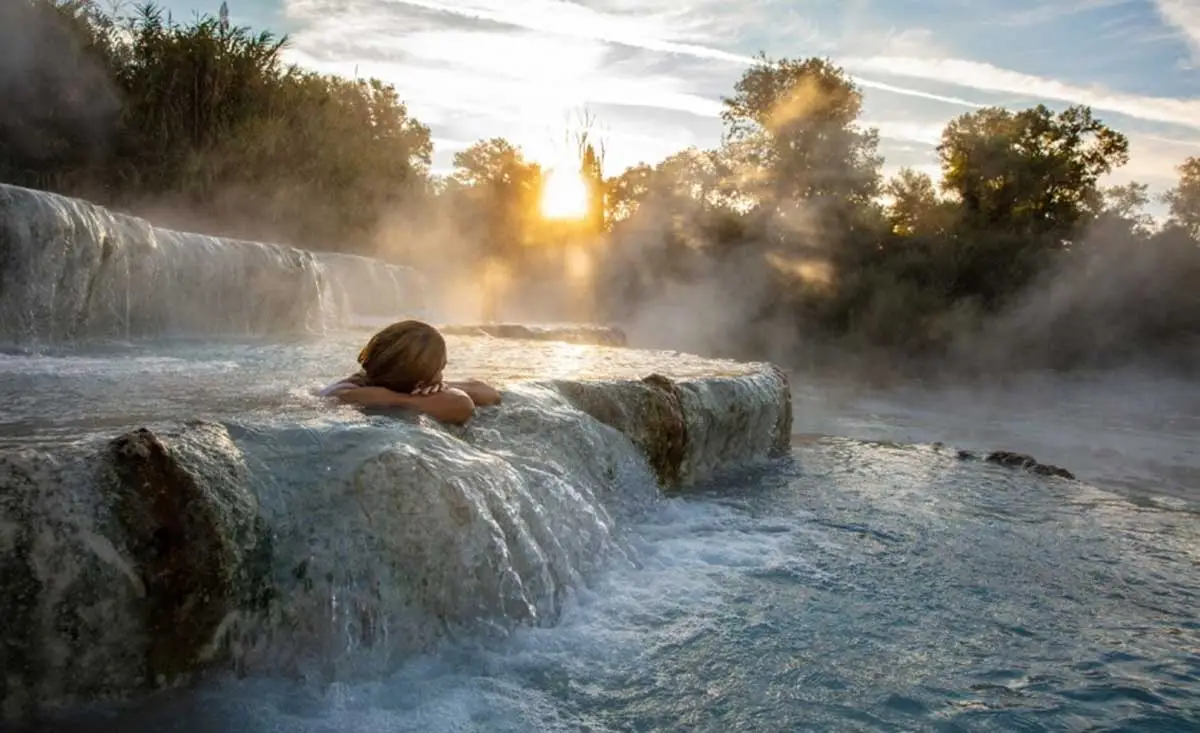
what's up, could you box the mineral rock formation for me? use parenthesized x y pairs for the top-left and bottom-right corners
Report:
(0, 365), (793, 724)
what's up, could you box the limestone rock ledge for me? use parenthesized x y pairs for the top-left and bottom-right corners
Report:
(0, 365), (792, 724)
(551, 364), (792, 486)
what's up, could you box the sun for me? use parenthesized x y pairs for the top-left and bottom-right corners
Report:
(540, 168), (589, 220)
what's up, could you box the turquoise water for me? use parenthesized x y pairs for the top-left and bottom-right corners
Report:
(4, 338), (1197, 731)
(787, 370), (1200, 506)
(52, 435), (1200, 732)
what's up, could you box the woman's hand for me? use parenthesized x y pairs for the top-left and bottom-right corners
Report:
(412, 381), (444, 396)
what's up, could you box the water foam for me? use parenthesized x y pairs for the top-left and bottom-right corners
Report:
(231, 385), (663, 680)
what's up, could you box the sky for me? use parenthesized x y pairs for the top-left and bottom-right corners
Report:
(160, 0), (1200, 205)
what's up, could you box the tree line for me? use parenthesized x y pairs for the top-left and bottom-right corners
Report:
(3, 0), (432, 249)
(4, 1), (1199, 371)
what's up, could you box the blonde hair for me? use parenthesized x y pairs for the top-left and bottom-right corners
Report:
(352, 320), (447, 394)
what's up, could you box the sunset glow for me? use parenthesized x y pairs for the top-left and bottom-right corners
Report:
(540, 168), (590, 220)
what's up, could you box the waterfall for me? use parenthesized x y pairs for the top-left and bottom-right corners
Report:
(234, 384), (660, 679)
(314, 251), (427, 329)
(0, 184), (424, 342)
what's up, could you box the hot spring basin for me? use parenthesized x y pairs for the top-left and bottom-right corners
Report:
(0, 334), (791, 723)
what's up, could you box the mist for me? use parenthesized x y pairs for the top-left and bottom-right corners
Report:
(0, 0), (121, 191)
(952, 221), (1200, 376)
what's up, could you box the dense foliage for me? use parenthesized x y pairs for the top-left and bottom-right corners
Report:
(2, 0), (432, 248)
(4, 2), (1199, 371)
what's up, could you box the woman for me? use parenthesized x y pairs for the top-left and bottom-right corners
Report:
(320, 320), (501, 425)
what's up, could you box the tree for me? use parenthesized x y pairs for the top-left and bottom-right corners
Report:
(1, 2), (433, 253)
(0, 0), (126, 193)
(447, 138), (542, 260)
(579, 140), (605, 232)
(1164, 157), (1200, 239)
(1096, 182), (1154, 238)
(929, 104), (1130, 310)
(451, 138), (534, 188)
(567, 111), (607, 233)
(605, 163), (653, 224)
(721, 55), (881, 213)
(603, 148), (729, 226)
(7, 4), (1194, 368)
(883, 168), (953, 237)
(938, 104), (1128, 239)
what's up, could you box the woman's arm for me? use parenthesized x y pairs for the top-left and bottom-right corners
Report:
(330, 386), (476, 425)
(446, 380), (502, 406)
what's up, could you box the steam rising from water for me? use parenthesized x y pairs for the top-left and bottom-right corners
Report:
(0, 1), (120, 178)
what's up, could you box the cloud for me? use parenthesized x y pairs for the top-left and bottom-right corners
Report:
(854, 79), (983, 109)
(281, 0), (983, 173)
(280, 0), (1197, 186)
(431, 136), (472, 151)
(357, 0), (749, 62)
(280, 1), (715, 171)
(283, 0), (724, 134)
(999, 0), (1136, 27)
(880, 160), (942, 181)
(317, 0), (987, 109)
(843, 55), (1200, 130)
(868, 119), (944, 147)
(1111, 133), (1197, 186)
(1155, 0), (1200, 60)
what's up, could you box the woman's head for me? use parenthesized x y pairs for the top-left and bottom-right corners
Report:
(356, 320), (446, 393)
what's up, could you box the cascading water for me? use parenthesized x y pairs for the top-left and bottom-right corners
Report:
(0, 184), (425, 343)
(0, 382), (665, 717)
(314, 251), (427, 329)
(231, 386), (660, 679)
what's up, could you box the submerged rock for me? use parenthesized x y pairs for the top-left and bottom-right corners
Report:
(0, 183), (430, 342)
(551, 375), (688, 486)
(951, 446), (1075, 480)
(0, 184), (332, 341)
(983, 450), (1076, 480)
(673, 365), (792, 485)
(0, 422), (273, 722)
(314, 251), (425, 324)
(0, 185), (797, 722)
